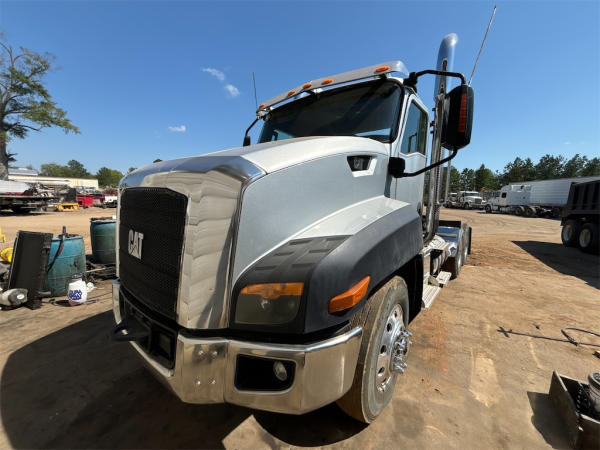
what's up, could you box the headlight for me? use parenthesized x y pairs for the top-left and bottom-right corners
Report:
(234, 282), (303, 325)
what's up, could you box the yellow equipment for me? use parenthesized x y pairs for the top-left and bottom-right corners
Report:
(56, 203), (79, 212)
(0, 247), (12, 263)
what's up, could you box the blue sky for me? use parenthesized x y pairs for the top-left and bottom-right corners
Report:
(1, 1), (598, 174)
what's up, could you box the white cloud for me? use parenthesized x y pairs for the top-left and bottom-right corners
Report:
(202, 67), (225, 81)
(168, 125), (186, 133)
(224, 84), (240, 98)
(563, 141), (571, 145)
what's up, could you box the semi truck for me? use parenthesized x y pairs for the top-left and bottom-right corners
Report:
(561, 179), (599, 254)
(486, 176), (600, 217)
(111, 34), (475, 423)
(445, 190), (485, 209)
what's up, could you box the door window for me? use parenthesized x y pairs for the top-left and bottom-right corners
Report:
(400, 102), (428, 155)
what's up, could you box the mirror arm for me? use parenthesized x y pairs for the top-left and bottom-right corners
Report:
(398, 148), (458, 178)
(243, 117), (260, 146)
(404, 70), (466, 90)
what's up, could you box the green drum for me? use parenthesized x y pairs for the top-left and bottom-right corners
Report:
(45, 235), (86, 296)
(90, 218), (116, 264)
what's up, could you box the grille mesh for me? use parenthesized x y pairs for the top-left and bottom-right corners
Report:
(119, 188), (187, 319)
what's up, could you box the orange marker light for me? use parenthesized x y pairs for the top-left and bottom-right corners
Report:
(328, 276), (370, 313)
(302, 82), (312, 89)
(258, 103), (265, 109)
(241, 282), (304, 300)
(287, 90), (296, 97)
(375, 65), (390, 73)
(321, 78), (333, 85)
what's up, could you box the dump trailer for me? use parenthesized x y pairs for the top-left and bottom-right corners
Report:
(111, 34), (475, 423)
(561, 179), (600, 254)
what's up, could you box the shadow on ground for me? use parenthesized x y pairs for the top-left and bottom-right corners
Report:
(513, 241), (600, 289)
(527, 391), (570, 449)
(1, 311), (363, 449)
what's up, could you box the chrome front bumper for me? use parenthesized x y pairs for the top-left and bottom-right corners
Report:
(112, 280), (362, 414)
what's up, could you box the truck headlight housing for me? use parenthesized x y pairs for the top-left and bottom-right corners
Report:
(234, 282), (303, 325)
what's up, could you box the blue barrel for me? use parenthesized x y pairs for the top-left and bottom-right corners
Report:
(45, 235), (86, 296)
(90, 219), (116, 264)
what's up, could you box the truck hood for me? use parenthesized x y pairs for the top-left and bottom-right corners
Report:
(120, 136), (388, 187)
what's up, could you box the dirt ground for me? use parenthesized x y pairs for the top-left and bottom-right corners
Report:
(0, 208), (598, 449)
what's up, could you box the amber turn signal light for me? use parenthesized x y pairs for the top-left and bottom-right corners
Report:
(328, 276), (370, 313)
(240, 282), (304, 300)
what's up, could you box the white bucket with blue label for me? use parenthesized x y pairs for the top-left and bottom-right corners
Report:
(67, 277), (87, 306)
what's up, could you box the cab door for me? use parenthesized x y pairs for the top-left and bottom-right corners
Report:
(391, 95), (429, 213)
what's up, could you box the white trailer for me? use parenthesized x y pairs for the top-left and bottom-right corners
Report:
(486, 176), (600, 217)
(511, 176), (600, 212)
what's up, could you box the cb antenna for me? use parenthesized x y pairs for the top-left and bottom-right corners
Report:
(468, 5), (497, 86)
(252, 72), (258, 111)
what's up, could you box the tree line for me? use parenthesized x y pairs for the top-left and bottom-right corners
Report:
(30, 158), (162, 187)
(443, 153), (600, 194)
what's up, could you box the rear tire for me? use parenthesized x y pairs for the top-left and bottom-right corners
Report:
(561, 219), (581, 247)
(552, 207), (562, 219)
(578, 223), (599, 254)
(337, 277), (410, 424)
(515, 206), (524, 216)
(524, 206), (535, 218)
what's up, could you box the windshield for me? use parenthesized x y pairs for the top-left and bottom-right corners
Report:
(464, 192), (479, 197)
(258, 80), (402, 144)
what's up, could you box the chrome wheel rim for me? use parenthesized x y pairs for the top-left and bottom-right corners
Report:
(375, 305), (411, 393)
(580, 228), (591, 247)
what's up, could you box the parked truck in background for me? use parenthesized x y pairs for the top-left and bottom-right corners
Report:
(561, 179), (599, 254)
(486, 176), (600, 218)
(111, 34), (475, 423)
(0, 180), (54, 213)
(444, 190), (485, 209)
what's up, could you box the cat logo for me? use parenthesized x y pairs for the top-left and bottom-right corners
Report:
(128, 230), (144, 259)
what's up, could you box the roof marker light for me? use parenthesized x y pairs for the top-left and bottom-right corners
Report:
(302, 82), (312, 89)
(375, 65), (390, 73)
(321, 78), (333, 85)
(287, 90), (296, 97)
(258, 103), (265, 109)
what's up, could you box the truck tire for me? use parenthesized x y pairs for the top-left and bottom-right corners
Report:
(515, 206), (524, 216)
(485, 204), (492, 214)
(561, 219), (581, 247)
(524, 206), (535, 218)
(551, 207), (562, 219)
(337, 276), (410, 423)
(578, 223), (599, 254)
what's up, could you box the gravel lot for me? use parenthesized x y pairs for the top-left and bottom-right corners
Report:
(0, 207), (598, 449)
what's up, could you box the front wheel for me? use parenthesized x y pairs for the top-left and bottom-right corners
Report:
(337, 277), (411, 423)
(485, 204), (492, 214)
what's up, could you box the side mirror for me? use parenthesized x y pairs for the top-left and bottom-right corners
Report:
(388, 157), (405, 178)
(242, 135), (251, 147)
(442, 84), (474, 150)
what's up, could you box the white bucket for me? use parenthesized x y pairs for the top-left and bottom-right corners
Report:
(67, 278), (87, 306)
